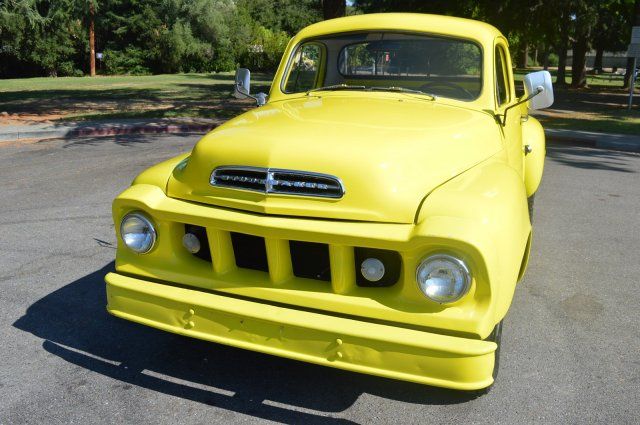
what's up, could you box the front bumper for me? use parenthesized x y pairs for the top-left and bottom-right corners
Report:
(106, 271), (497, 390)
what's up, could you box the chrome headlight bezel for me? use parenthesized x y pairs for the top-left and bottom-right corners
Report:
(415, 254), (471, 304)
(120, 212), (157, 254)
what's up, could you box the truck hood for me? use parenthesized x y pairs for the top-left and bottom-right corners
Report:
(167, 94), (502, 223)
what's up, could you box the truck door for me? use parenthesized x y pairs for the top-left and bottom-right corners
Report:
(495, 43), (524, 178)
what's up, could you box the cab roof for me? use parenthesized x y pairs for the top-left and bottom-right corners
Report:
(294, 13), (503, 46)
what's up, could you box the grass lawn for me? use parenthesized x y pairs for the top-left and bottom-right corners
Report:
(512, 68), (637, 88)
(0, 73), (272, 123)
(514, 68), (640, 135)
(0, 71), (638, 135)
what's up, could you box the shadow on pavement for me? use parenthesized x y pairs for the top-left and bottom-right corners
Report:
(60, 132), (198, 148)
(547, 144), (639, 173)
(13, 263), (475, 422)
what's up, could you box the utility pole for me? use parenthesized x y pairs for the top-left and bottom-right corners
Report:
(89, 2), (96, 77)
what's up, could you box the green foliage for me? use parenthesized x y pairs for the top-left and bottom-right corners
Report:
(354, 0), (638, 73)
(236, 0), (321, 34)
(238, 25), (291, 71)
(103, 47), (150, 75)
(0, 0), (318, 77)
(1, 0), (636, 78)
(156, 21), (209, 73)
(0, 0), (86, 77)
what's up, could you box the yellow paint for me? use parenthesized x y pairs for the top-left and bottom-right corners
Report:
(522, 116), (546, 197)
(106, 272), (496, 390)
(106, 13), (547, 390)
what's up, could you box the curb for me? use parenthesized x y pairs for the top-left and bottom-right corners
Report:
(71, 123), (217, 138)
(2, 122), (638, 154)
(0, 122), (218, 144)
(545, 129), (640, 153)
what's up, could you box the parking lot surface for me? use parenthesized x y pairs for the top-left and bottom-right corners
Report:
(1, 135), (639, 424)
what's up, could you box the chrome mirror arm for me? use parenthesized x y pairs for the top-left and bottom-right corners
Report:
(235, 83), (267, 106)
(499, 86), (543, 126)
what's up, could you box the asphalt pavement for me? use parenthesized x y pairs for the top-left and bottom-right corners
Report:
(1, 134), (639, 424)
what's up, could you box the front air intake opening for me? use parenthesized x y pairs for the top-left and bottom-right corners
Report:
(230, 232), (269, 272)
(184, 224), (211, 262)
(289, 241), (331, 281)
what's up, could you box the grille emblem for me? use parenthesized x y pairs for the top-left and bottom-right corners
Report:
(210, 166), (344, 198)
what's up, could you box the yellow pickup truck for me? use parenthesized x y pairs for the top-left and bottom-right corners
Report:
(105, 13), (553, 392)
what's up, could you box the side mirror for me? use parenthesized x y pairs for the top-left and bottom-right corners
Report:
(233, 68), (267, 106)
(234, 68), (251, 99)
(524, 70), (554, 110)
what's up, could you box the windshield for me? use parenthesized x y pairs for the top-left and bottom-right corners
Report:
(283, 32), (483, 101)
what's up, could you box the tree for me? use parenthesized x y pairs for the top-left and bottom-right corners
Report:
(623, 0), (640, 88)
(0, 1), (86, 77)
(592, 1), (632, 73)
(322, 0), (345, 19)
(17, 0), (639, 79)
(571, 2), (597, 88)
(353, 0), (476, 17)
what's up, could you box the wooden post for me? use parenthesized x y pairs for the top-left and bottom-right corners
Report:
(89, 2), (96, 77)
(629, 57), (637, 111)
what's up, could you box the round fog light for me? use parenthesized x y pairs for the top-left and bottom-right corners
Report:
(361, 258), (385, 282)
(182, 233), (201, 254)
(416, 254), (471, 303)
(120, 212), (156, 254)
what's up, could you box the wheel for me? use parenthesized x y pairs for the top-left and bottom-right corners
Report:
(527, 194), (535, 222)
(472, 320), (503, 396)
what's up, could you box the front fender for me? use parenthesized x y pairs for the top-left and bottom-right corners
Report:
(131, 153), (190, 192)
(522, 116), (546, 197)
(415, 158), (530, 328)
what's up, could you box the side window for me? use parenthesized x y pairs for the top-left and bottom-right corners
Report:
(495, 46), (510, 106)
(284, 43), (323, 93)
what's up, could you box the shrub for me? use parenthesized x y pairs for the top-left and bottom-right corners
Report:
(156, 21), (213, 73)
(103, 48), (151, 75)
(238, 25), (290, 72)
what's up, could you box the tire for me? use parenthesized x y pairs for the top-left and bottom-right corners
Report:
(527, 194), (535, 222)
(472, 320), (503, 396)
(488, 320), (503, 381)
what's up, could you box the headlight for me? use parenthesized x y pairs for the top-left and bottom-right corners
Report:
(120, 212), (156, 254)
(416, 254), (471, 303)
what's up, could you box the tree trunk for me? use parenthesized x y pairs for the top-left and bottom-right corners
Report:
(571, 34), (588, 88)
(593, 48), (604, 74)
(89, 3), (96, 77)
(542, 43), (550, 70)
(518, 44), (529, 68)
(623, 0), (640, 88)
(556, 10), (571, 86)
(623, 57), (636, 88)
(322, 0), (345, 20)
(557, 42), (568, 86)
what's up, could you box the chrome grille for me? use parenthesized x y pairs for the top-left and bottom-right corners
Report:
(211, 167), (267, 192)
(210, 166), (344, 198)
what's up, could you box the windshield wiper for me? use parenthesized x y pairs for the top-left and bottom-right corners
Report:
(368, 86), (436, 100)
(307, 84), (367, 94)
